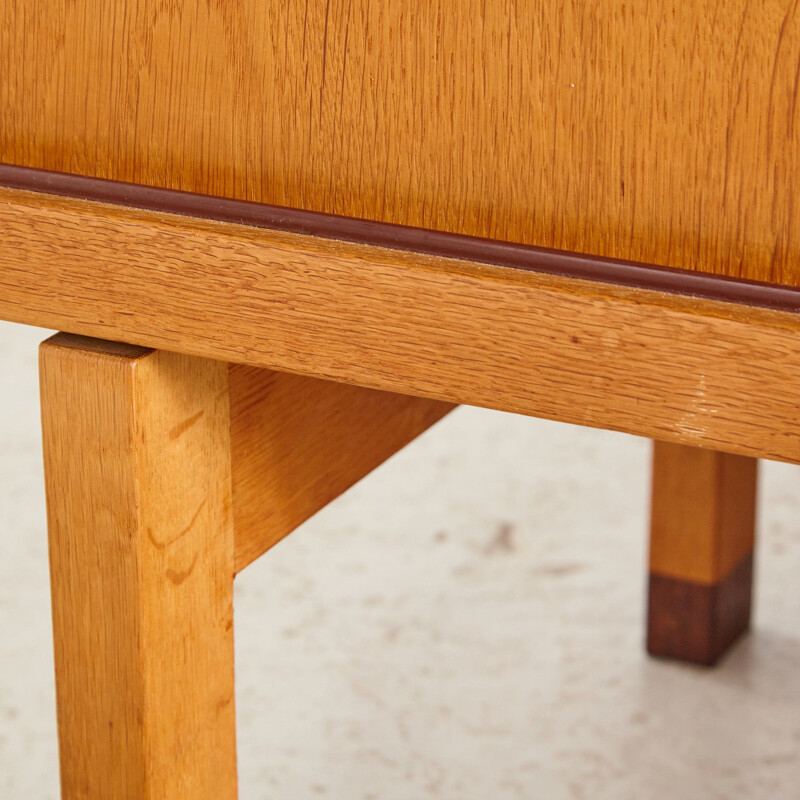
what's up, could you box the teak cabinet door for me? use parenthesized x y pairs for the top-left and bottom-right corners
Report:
(3, 1), (799, 284)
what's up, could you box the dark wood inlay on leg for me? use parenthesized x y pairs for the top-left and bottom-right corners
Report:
(647, 554), (754, 666)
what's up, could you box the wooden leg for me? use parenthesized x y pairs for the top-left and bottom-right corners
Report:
(40, 334), (237, 798)
(647, 440), (757, 666)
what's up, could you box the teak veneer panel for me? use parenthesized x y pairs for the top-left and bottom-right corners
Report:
(4, 187), (800, 463)
(2, 1), (800, 284)
(40, 334), (238, 798)
(229, 365), (453, 571)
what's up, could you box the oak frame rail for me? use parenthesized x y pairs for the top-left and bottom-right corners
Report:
(1, 174), (800, 463)
(228, 364), (453, 572)
(2, 163), (799, 312)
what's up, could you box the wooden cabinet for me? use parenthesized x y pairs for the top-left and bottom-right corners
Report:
(3, 1), (799, 283)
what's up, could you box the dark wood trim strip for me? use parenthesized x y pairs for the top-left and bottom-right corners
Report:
(2, 162), (799, 313)
(647, 554), (753, 666)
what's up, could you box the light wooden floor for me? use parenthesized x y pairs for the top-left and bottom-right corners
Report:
(1, 320), (799, 799)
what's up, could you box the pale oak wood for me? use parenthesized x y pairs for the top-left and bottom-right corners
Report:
(3, 1), (799, 284)
(230, 364), (453, 572)
(648, 440), (757, 665)
(650, 440), (758, 585)
(40, 333), (237, 799)
(4, 188), (800, 463)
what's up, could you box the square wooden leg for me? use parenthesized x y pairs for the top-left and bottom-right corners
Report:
(40, 333), (238, 798)
(647, 440), (757, 666)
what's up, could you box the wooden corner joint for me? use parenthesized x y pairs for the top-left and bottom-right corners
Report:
(44, 332), (453, 575)
(228, 363), (454, 572)
(40, 331), (451, 796)
(647, 441), (757, 666)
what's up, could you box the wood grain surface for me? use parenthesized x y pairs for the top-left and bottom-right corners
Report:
(5, 187), (800, 463)
(647, 557), (754, 666)
(647, 441), (757, 665)
(40, 333), (238, 798)
(230, 364), (453, 571)
(2, 1), (799, 284)
(5, 161), (800, 313)
(650, 441), (758, 584)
